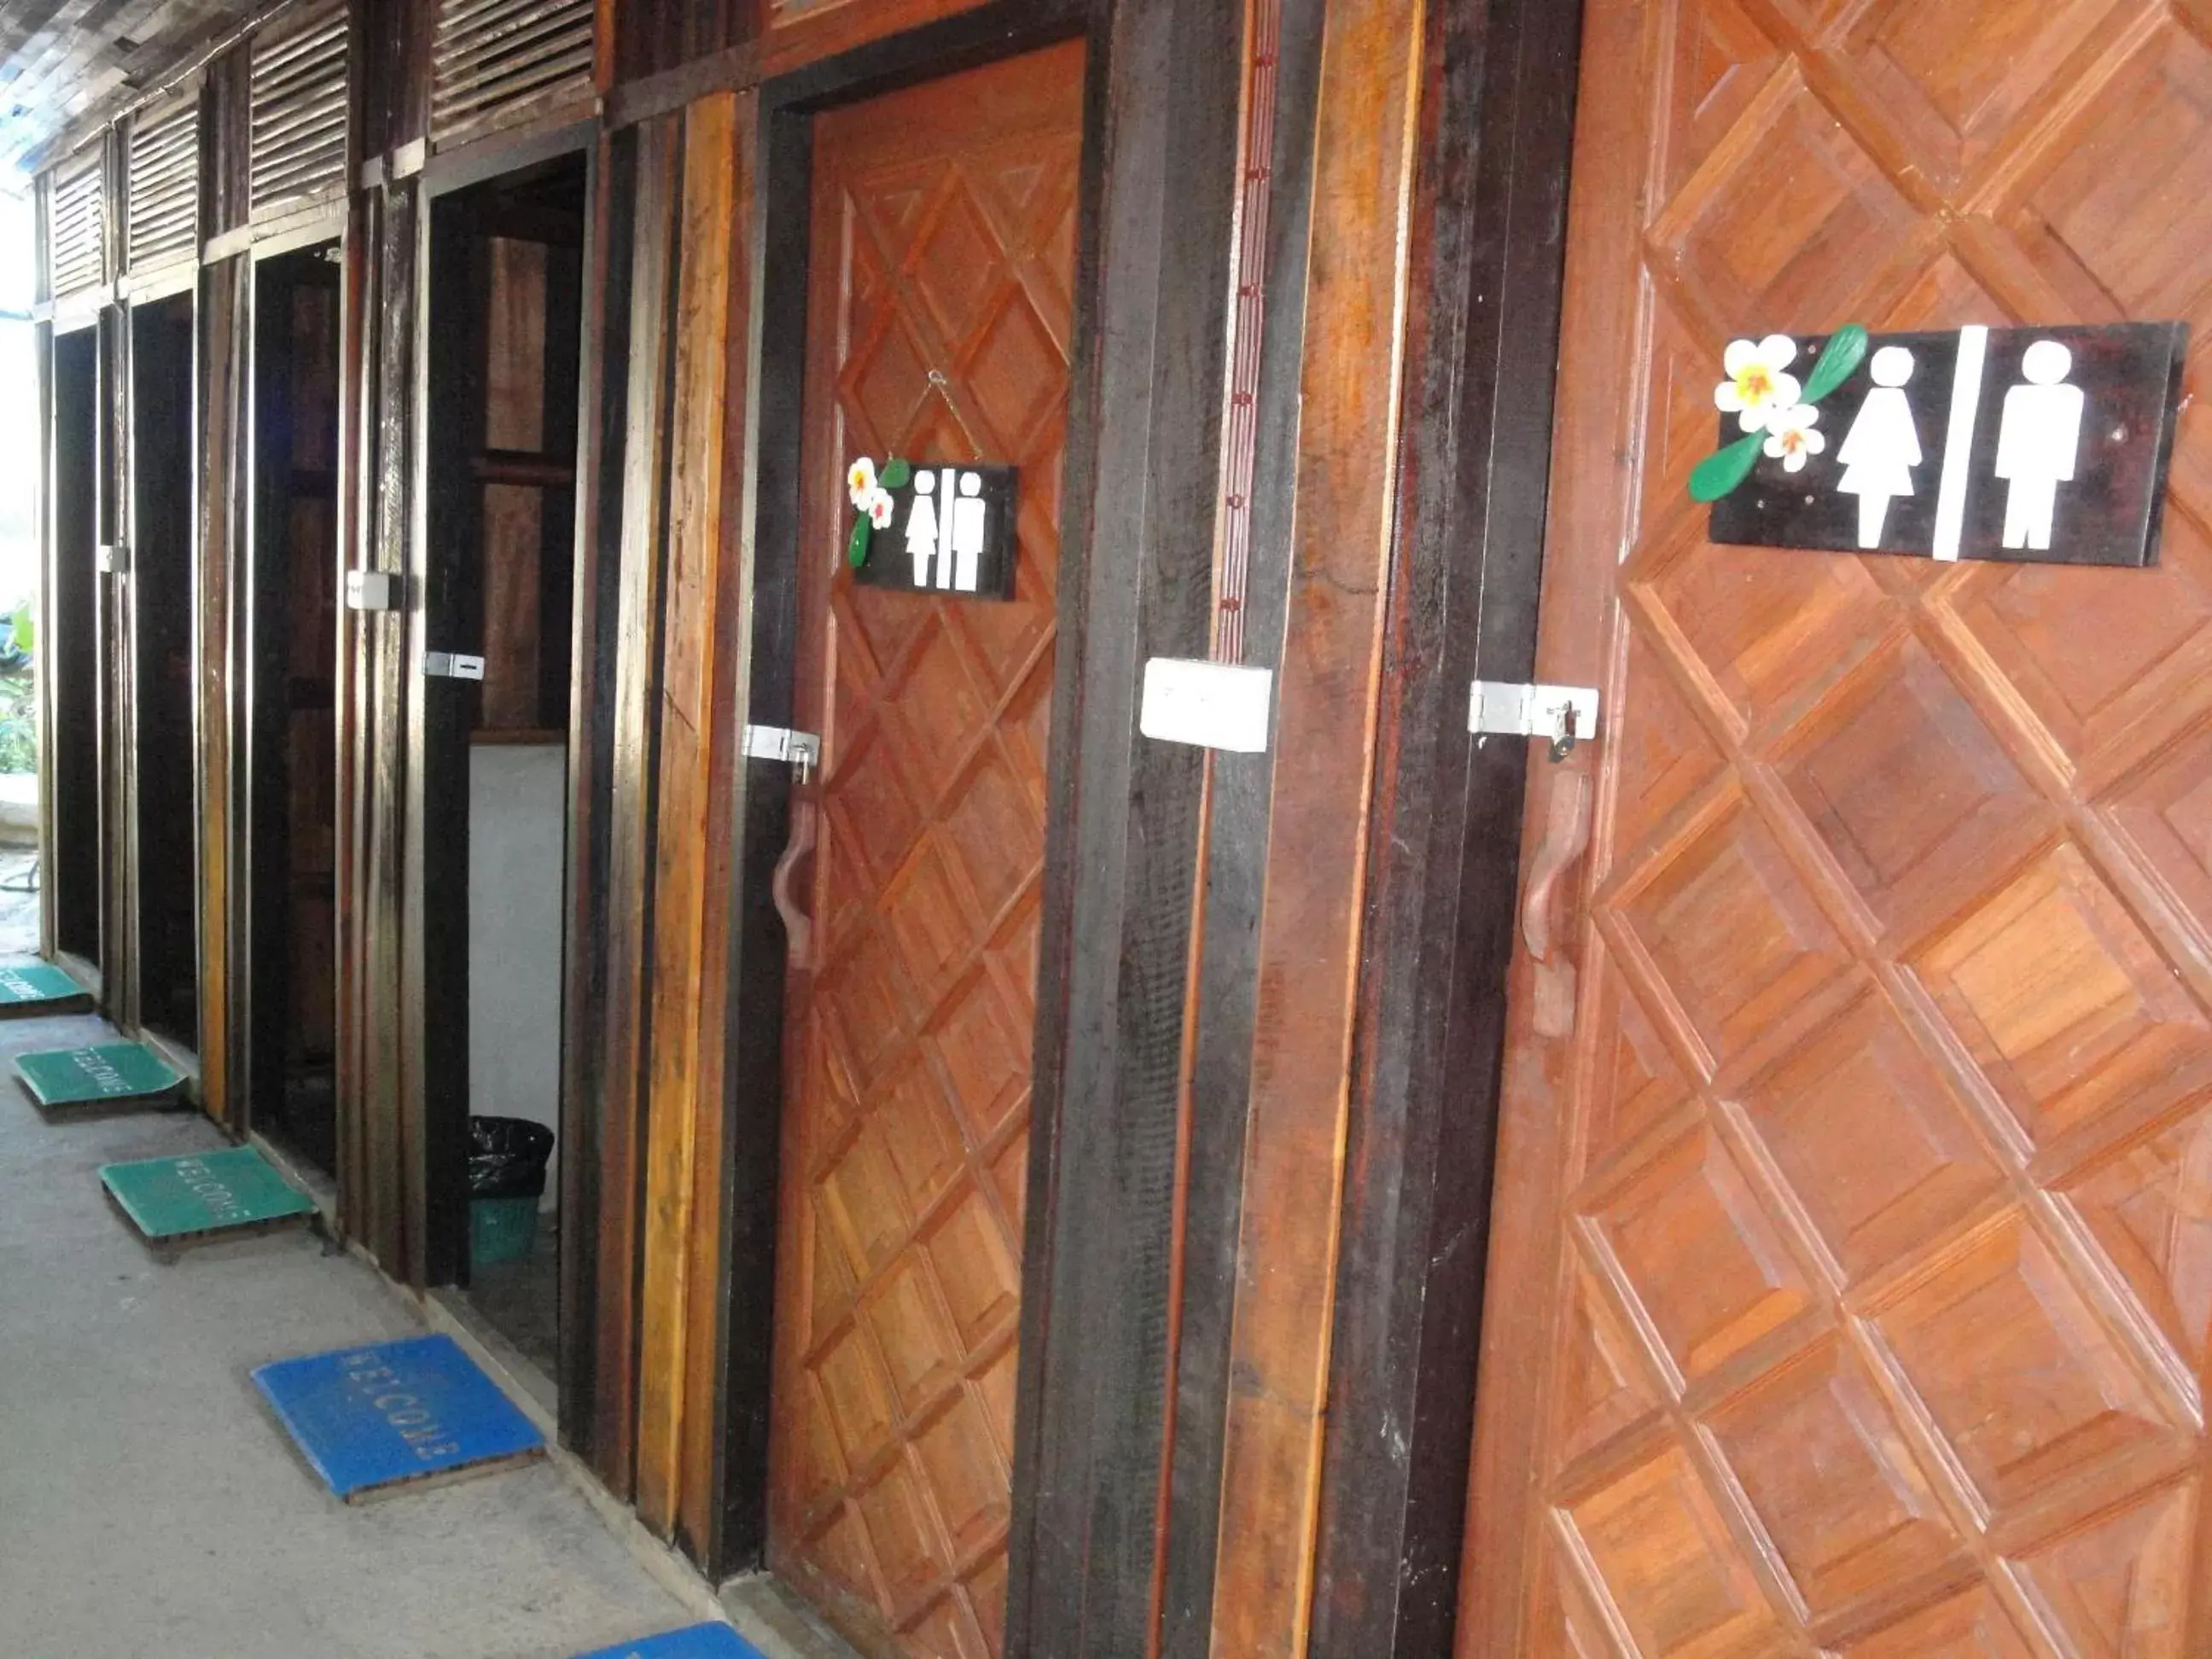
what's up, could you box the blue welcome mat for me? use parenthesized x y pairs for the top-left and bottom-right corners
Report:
(252, 1333), (545, 1500)
(573, 1624), (767, 1659)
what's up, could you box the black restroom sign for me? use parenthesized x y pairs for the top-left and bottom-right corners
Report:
(855, 463), (1022, 600)
(1708, 323), (2187, 568)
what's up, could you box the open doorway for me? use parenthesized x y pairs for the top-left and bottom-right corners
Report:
(128, 291), (196, 1056)
(422, 154), (585, 1388)
(47, 324), (102, 977)
(247, 245), (342, 1177)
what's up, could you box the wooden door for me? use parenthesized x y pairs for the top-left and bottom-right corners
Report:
(1463, 2), (2212, 1655)
(766, 42), (1083, 1659)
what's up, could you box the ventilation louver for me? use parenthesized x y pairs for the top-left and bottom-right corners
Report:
(49, 150), (107, 297)
(126, 99), (200, 271)
(251, 0), (350, 219)
(430, 0), (594, 147)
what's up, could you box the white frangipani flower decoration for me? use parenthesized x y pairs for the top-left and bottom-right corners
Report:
(1714, 334), (1802, 434)
(1690, 323), (1868, 504)
(1761, 402), (1825, 473)
(844, 454), (915, 568)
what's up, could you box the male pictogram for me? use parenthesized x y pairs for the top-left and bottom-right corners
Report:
(1995, 340), (2085, 553)
(952, 471), (987, 591)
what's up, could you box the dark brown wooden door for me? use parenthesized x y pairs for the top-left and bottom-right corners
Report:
(1462, 2), (2212, 1655)
(767, 43), (1083, 1659)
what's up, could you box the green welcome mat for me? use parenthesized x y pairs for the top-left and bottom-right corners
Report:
(101, 1145), (316, 1244)
(14, 1041), (184, 1109)
(0, 962), (90, 1015)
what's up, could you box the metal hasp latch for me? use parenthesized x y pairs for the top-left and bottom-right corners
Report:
(423, 652), (486, 680)
(1470, 680), (1600, 762)
(745, 724), (823, 785)
(97, 543), (130, 575)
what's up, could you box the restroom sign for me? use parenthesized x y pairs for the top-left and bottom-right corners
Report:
(854, 463), (1021, 600)
(1708, 323), (2187, 568)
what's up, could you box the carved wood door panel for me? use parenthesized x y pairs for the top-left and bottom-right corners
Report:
(766, 43), (1083, 1659)
(1461, 2), (2212, 1654)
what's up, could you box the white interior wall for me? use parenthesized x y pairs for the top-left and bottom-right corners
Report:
(468, 742), (567, 1210)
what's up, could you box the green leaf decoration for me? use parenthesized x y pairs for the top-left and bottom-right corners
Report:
(1689, 432), (1765, 504)
(847, 515), (873, 569)
(1802, 323), (1869, 405)
(879, 456), (912, 490)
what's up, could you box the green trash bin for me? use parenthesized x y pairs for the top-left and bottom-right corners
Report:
(469, 1116), (554, 1266)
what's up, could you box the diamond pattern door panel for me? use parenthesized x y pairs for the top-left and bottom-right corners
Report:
(1463, 1), (2212, 1654)
(765, 43), (1082, 1659)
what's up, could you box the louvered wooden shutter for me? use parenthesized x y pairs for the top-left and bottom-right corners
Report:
(127, 99), (200, 271)
(430, 0), (594, 147)
(49, 149), (107, 297)
(251, 0), (350, 220)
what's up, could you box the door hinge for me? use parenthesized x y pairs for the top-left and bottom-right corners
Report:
(97, 542), (129, 575)
(423, 652), (486, 680)
(1470, 681), (1599, 760)
(744, 725), (822, 783)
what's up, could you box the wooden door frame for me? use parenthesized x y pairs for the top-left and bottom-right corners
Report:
(42, 310), (109, 999)
(123, 284), (204, 1074)
(406, 131), (598, 1292)
(98, 302), (132, 1023)
(701, 8), (1311, 1650)
(710, 0), (1100, 1586)
(240, 236), (347, 1160)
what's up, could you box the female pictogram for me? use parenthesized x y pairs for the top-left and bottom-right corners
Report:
(1836, 346), (1922, 549)
(907, 470), (940, 585)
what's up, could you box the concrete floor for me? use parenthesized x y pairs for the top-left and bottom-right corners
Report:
(0, 847), (41, 956)
(0, 999), (698, 1659)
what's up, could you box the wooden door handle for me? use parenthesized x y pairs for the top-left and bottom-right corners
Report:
(771, 798), (818, 971)
(1522, 769), (1592, 1039)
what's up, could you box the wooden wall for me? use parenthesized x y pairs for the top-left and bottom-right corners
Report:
(28, 0), (1575, 1650)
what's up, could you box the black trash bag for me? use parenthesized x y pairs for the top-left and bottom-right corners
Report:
(469, 1115), (556, 1200)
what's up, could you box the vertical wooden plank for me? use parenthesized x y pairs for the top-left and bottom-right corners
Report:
(678, 85), (755, 1563)
(597, 109), (682, 1497)
(337, 187), (376, 1237)
(1204, 0), (1425, 1653)
(715, 91), (808, 1581)
(35, 172), (57, 963)
(203, 43), (251, 238)
(595, 0), (621, 91)
(1303, 2), (1580, 1652)
(635, 90), (739, 1536)
(36, 310), (56, 964)
(195, 255), (247, 1129)
(1155, 0), (1326, 1650)
(1010, 0), (1243, 1651)
(366, 180), (416, 1275)
(562, 125), (628, 1469)
(102, 295), (136, 1027)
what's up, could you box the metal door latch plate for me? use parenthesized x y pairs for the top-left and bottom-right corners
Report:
(1469, 681), (1599, 745)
